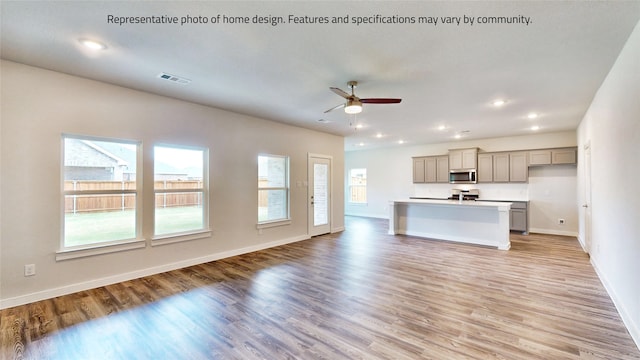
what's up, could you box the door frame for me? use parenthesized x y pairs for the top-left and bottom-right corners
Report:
(308, 153), (333, 236)
(583, 141), (592, 254)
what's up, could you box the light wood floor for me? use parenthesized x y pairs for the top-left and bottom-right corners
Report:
(2, 216), (639, 359)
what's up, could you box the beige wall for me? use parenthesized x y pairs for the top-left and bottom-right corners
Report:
(0, 60), (344, 307)
(577, 21), (640, 347)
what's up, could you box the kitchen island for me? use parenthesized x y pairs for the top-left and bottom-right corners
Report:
(389, 199), (512, 250)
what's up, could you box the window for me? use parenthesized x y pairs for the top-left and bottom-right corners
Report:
(62, 135), (140, 249)
(154, 145), (207, 237)
(258, 155), (289, 223)
(349, 168), (367, 204)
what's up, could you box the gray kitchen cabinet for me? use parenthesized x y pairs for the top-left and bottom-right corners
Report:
(477, 153), (493, 182)
(479, 151), (527, 183)
(493, 153), (510, 182)
(529, 147), (577, 166)
(413, 155), (448, 183)
(509, 201), (528, 234)
(436, 156), (449, 183)
(424, 157), (437, 183)
(529, 150), (552, 165)
(413, 157), (425, 183)
(552, 148), (576, 164)
(509, 152), (529, 182)
(449, 148), (477, 170)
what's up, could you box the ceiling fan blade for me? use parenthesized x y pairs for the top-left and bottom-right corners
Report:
(324, 103), (345, 113)
(360, 98), (402, 104)
(330, 87), (352, 99)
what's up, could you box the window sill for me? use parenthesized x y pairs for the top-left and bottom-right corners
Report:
(151, 229), (212, 246)
(56, 239), (146, 261)
(256, 219), (292, 230)
(348, 202), (368, 206)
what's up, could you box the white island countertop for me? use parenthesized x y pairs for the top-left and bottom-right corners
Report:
(394, 199), (512, 208)
(389, 199), (512, 250)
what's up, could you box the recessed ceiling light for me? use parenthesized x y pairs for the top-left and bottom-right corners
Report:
(356, 124), (363, 129)
(438, 125), (447, 131)
(527, 113), (538, 119)
(376, 133), (383, 138)
(454, 134), (462, 139)
(531, 125), (540, 131)
(398, 140), (405, 144)
(79, 39), (107, 50)
(358, 142), (365, 146)
(492, 99), (506, 107)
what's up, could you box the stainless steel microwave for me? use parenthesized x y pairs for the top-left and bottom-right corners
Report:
(449, 169), (477, 184)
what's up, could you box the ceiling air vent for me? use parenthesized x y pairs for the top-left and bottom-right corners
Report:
(157, 72), (191, 85)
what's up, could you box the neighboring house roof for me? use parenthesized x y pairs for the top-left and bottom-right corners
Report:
(81, 140), (128, 167)
(94, 140), (137, 173)
(67, 139), (201, 178)
(64, 138), (129, 169)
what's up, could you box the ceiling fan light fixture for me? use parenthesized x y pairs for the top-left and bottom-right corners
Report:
(344, 99), (363, 114)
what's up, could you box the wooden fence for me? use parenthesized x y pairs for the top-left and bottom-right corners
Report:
(65, 180), (202, 213)
(349, 185), (367, 203)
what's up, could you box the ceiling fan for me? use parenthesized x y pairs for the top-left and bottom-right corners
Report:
(325, 81), (402, 114)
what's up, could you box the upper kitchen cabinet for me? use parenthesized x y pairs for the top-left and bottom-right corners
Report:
(477, 151), (528, 183)
(449, 148), (478, 170)
(436, 156), (449, 183)
(477, 153), (493, 183)
(529, 150), (551, 165)
(509, 151), (529, 182)
(529, 147), (577, 166)
(552, 148), (577, 164)
(493, 153), (511, 182)
(413, 157), (426, 183)
(413, 155), (449, 183)
(477, 153), (493, 182)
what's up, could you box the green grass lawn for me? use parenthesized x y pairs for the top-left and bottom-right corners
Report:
(65, 206), (203, 247)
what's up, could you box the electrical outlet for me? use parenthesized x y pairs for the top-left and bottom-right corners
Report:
(558, 218), (565, 225)
(24, 264), (36, 277)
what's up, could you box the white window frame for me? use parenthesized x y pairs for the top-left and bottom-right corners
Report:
(257, 154), (291, 228)
(348, 168), (368, 205)
(152, 144), (210, 246)
(57, 134), (144, 261)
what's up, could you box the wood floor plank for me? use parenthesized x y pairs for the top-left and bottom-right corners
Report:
(1, 216), (639, 359)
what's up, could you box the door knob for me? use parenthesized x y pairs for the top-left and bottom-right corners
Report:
(582, 204), (589, 208)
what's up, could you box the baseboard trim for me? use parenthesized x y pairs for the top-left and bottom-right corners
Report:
(528, 227), (578, 237)
(331, 226), (345, 233)
(0, 234), (310, 310)
(345, 212), (388, 219)
(576, 235), (588, 253)
(591, 257), (640, 351)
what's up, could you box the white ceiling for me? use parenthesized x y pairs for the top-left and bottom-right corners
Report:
(2, 1), (639, 150)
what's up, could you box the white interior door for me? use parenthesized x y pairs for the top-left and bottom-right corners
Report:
(583, 143), (592, 254)
(308, 155), (331, 236)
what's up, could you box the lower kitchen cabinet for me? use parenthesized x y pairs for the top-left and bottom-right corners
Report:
(509, 201), (529, 234)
